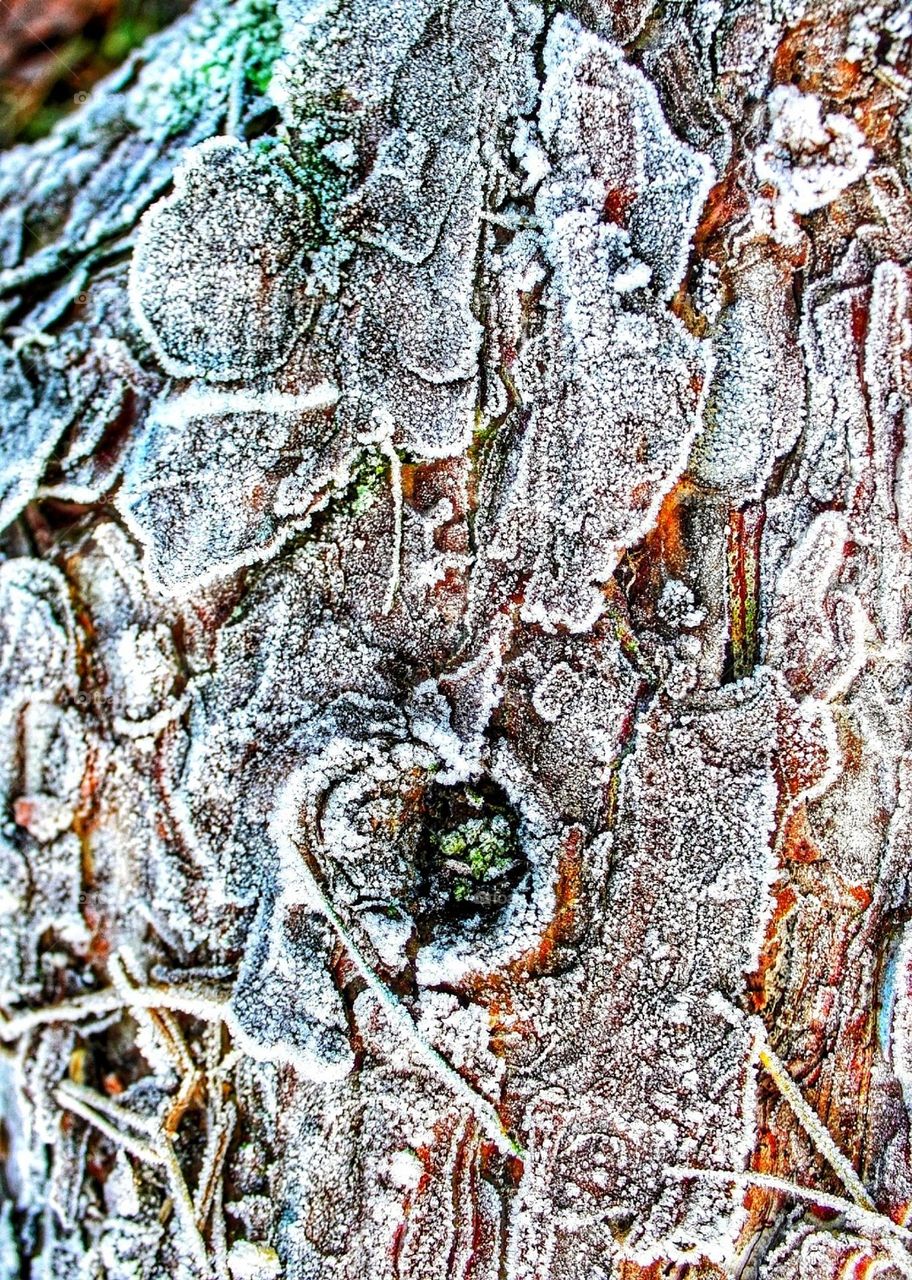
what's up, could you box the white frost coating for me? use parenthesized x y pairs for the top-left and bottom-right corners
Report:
(286, 0), (543, 455)
(504, 672), (839, 1268)
(754, 85), (873, 215)
(135, 385), (341, 432)
(129, 137), (311, 383)
(799, 282), (871, 505)
(477, 15), (714, 632)
(0, 0), (905, 1275)
(689, 252), (805, 501)
(117, 382), (346, 591)
(764, 510), (868, 701)
(227, 1240), (282, 1279)
(499, 631), (641, 826)
(249, 715), (562, 997)
(538, 17), (714, 303)
(657, 579), (706, 629)
(226, 896), (355, 1082)
(759, 1225), (903, 1279)
(0, 562), (86, 999)
(415, 637), (508, 781)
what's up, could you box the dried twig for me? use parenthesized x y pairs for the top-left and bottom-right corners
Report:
(54, 1084), (163, 1168)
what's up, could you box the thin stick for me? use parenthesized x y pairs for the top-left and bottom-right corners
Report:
(755, 1032), (875, 1211)
(163, 1066), (203, 1138)
(156, 1008), (197, 1081)
(194, 1102), (236, 1228)
(210, 1169), (230, 1280)
(669, 1166), (912, 1245)
(0, 985), (230, 1041)
(54, 1087), (163, 1167)
(159, 1132), (211, 1276)
(110, 951), (176, 1081)
(57, 1079), (160, 1140)
(297, 850), (521, 1157)
(226, 38), (248, 137)
(0, 991), (122, 1038)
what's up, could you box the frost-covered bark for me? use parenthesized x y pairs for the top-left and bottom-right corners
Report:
(0, 0), (911, 1277)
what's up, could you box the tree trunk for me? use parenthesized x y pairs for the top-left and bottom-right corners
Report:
(0, 1), (910, 1277)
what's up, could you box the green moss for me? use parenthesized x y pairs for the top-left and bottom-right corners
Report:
(243, 0), (284, 95)
(131, 0), (285, 140)
(347, 451), (389, 515)
(416, 780), (525, 920)
(436, 815), (515, 901)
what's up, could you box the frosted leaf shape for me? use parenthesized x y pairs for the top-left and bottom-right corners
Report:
(537, 15), (713, 302)
(230, 897), (355, 1080)
(754, 85), (872, 216)
(475, 16), (714, 632)
(117, 384), (342, 590)
(129, 138), (311, 383)
(0, 560), (77, 713)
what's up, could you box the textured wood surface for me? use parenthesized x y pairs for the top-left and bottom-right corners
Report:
(0, 1), (911, 1277)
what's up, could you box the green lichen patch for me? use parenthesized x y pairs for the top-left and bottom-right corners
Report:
(130, 0), (284, 140)
(243, 0), (284, 96)
(413, 780), (525, 922)
(346, 451), (390, 516)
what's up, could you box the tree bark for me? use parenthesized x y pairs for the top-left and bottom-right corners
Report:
(0, 1), (910, 1278)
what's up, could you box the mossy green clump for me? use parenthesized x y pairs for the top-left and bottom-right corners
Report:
(130, 0), (285, 140)
(434, 815), (517, 903)
(414, 778), (527, 922)
(243, 0), (284, 95)
(347, 451), (389, 515)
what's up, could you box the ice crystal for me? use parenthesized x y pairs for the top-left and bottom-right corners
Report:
(0, 0), (907, 1276)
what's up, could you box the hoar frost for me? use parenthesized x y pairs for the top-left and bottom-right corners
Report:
(0, 0), (900, 1277)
